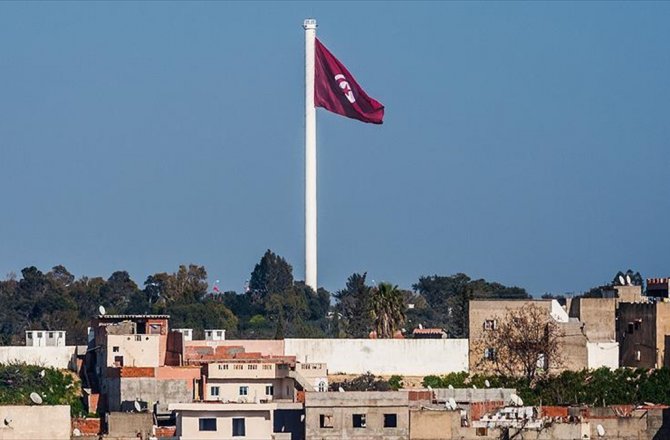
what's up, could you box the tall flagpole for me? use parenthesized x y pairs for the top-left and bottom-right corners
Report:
(304, 18), (317, 291)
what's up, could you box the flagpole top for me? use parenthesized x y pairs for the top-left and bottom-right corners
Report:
(303, 18), (317, 30)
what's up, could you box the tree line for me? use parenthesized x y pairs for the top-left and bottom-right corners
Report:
(0, 249), (531, 345)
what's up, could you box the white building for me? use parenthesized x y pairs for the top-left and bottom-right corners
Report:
(25, 330), (66, 347)
(174, 328), (194, 341)
(204, 329), (226, 341)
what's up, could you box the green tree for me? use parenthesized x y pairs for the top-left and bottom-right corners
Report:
(333, 273), (372, 338)
(369, 282), (405, 338)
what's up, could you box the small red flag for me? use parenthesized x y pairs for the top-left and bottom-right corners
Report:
(314, 38), (384, 124)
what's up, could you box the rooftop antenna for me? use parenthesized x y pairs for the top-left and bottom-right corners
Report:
(618, 275), (626, 286)
(98, 305), (106, 316)
(596, 424), (605, 437)
(30, 392), (43, 405)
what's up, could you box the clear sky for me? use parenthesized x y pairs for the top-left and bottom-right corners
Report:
(1, 2), (669, 296)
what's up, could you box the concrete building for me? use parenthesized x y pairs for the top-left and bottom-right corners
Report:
(618, 301), (670, 368)
(25, 330), (66, 347)
(469, 299), (618, 374)
(205, 329), (227, 341)
(304, 391), (410, 440)
(170, 401), (303, 440)
(0, 405), (71, 440)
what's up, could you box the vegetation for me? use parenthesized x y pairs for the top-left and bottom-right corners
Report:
(423, 368), (670, 407)
(369, 283), (405, 338)
(330, 372), (392, 392)
(0, 363), (84, 415)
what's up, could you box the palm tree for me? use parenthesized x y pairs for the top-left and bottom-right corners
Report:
(369, 282), (406, 338)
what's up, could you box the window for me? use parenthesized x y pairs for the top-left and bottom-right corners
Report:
(59, 332), (64, 338)
(318, 381), (327, 392)
(206, 331), (212, 337)
(384, 414), (397, 428)
(218, 364), (229, 370)
(234, 365), (244, 370)
(232, 418), (245, 437)
(112, 346), (119, 353)
(216, 331), (223, 337)
(263, 364), (272, 370)
(27, 332), (33, 339)
(627, 322), (634, 334)
(483, 319), (497, 331)
(635, 319), (642, 330)
(248, 364), (257, 370)
(114, 356), (124, 367)
(476, 427), (488, 436)
(211, 386), (220, 397)
(484, 347), (497, 361)
(48, 332), (54, 338)
(199, 418), (217, 432)
(353, 414), (366, 428)
(319, 414), (334, 428)
(239, 386), (249, 396)
(37, 332), (43, 338)
(265, 385), (274, 395)
(135, 335), (142, 341)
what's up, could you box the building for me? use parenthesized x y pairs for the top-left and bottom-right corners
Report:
(205, 329), (227, 341)
(25, 330), (66, 347)
(304, 391), (409, 440)
(469, 299), (619, 374)
(170, 401), (303, 440)
(0, 405), (71, 440)
(618, 301), (670, 368)
(646, 278), (670, 300)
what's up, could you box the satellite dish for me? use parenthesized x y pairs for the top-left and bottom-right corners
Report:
(4, 417), (12, 426)
(596, 424), (605, 437)
(427, 385), (433, 391)
(338, 387), (345, 393)
(418, 323), (423, 330)
(484, 379), (491, 388)
(472, 384), (477, 389)
(448, 384), (454, 390)
(510, 393), (523, 407)
(134, 400), (142, 412)
(72, 428), (82, 437)
(30, 392), (43, 405)
(618, 275), (626, 285)
(39, 370), (45, 378)
(626, 275), (632, 285)
(448, 397), (457, 410)
(98, 305), (106, 316)
(300, 414), (305, 422)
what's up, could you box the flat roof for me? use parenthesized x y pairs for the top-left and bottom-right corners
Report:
(97, 314), (170, 319)
(169, 402), (303, 411)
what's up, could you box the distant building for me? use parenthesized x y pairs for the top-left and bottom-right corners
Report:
(646, 278), (670, 300)
(618, 301), (670, 368)
(304, 391), (409, 440)
(174, 328), (193, 341)
(204, 329), (226, 341)
(25, 330), (66, 347)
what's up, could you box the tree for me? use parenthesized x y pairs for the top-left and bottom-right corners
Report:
(333, 273), (372, 338)
(248, 250), (293, 304)
(369, 282), (405, 338)
(473, 303), (564, 381)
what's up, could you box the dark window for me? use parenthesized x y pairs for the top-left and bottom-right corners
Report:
(114, 356), (124, 367)
(384, 413), (397, 428)
(635, 320), (641, 330)
(476, 427), (488, 436)
(48, 332), (54, 338)
(211, 386), (220, 397)
(627, 322), (634, 334)
(199, 418), (216, 431)
(239, 386), (248, 396)
(484, 348), (497, 361)
(353, 414), (366, 428)
(319, 414), (333, 428)
(112, 346), (119, 353)
(232, 418), (245, 437)
(265, 385), (273, 395)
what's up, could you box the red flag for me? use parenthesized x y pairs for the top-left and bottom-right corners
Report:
(314, 38), (384, 124)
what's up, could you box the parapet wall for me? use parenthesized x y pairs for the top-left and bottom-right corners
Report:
(285, 338), (469, 376)
(0, 346), (76, 369)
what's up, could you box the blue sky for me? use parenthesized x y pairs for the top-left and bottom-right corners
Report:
(1, 2), (669, 296)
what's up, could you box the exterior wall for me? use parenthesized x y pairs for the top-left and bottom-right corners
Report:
(568, 298), (616, 341)
(305, 392), (409, 440)
(613, 285), (645, 304)
(187, 339), (285, 356)
(106, 334), (160, 367)
(469, 300), (589, 374)
(25, 330), (66, 347)
(0, 346), (76, 369)
(207, 362), (290, 380)
(205, 378), (294, 402)
(618, 303), (663, 368)
(0, 405), (70, 440)
(587, 342), (619, 369)
(105, 375), (195, 412)
(170, 403), (300, 440)
(285, 339), (468, 376)
(409, 409), (459, 440)
(107, 412), (153, 438)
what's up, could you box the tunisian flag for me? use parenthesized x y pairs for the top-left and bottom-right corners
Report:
(314, 38), (384, 124)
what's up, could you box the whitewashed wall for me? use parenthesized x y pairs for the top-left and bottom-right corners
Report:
(0, 346), (76, 369)
(587, 342), (619, 369)
(284, 339), (468, 376)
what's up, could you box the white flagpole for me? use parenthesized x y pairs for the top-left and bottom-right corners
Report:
(304, 18), (318, 291)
